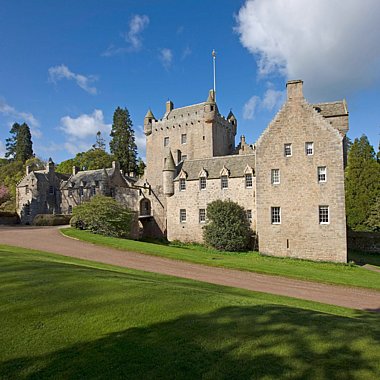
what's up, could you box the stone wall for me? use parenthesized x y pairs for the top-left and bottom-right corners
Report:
(348, 231), (380, 253)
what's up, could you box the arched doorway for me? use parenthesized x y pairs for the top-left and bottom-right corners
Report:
(140, 198), (151, 216)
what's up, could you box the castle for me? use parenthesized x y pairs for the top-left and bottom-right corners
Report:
(16, 79), (349, 262)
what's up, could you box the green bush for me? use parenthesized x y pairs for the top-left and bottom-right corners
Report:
(203, 200), (252, 252)
(33, 214), (71, 226)
(70, 195), (134, 238)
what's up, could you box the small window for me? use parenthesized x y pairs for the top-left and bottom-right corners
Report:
(246, 210), (252, 224)
(179, 178), (186, 191)
(181, 134), (187, 144)
(271, 169), (280, 184)
(68, 205), (73, 214)
(271, 207), (281, 224)
(181, 154), (187, 161)
(68, 188), (73, 197)
(199, 209), (206, 223)
(306, 142), (314, 155)
(92, 187), (96, 196)
(95, 181), (99, 188)
(319, 206), (329, 224)
(79, 187), (84, 196)
(49, 186), (54, 195)
(210, 105), (214, 111)
(164, 137), (169, 147)
(199, 177), (206, 190)
(284, 143), (292, 157)
(25, 185), (29, 194)
(180, 209), (186, 223)
(245, 174), (253, 188)
(221, 175), (228, 189)
(318, 166), (327, 182)
(177, 150), (182, 163)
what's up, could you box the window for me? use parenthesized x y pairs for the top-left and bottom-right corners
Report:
(49, 186), (54, 195)
(179, 178), (186, 191)
(25, 204), (30, 216)
(95, 181), (99, 188)
(177, 150), (182, 163)
(306, 142), (314, 155)
(284, 143), (292, 157)
(318, 166), (327, 182)
(271, 169), (280, 184)
(92, 187), (96, 196)
(319, 206), (329, 224)
(271, 207), (281, 224)
(245, 173), (253, 188)
(68, 188), (73, 197)
(180, 209), (186, 223)
(79, 187), (84, 196)
(221, 175), (228, 189)
(199, 209), (206, 223)
(68, 205), (73, 214)
(210, 105), (214, 111)
(181, 134), (187, 144)
(164, 137), (169, 147)
(181, 155), (187, 161)
(25, 185), (29, 194)
(246, 210), (252, 223)
(199, 177), (206, 190)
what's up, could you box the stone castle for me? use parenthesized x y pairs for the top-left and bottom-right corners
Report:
(16, 79), (349, 262)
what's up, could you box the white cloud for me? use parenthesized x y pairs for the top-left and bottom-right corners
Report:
(181, 46), (192, 60)
(0, 98), (42, 138)
(0, 140), (5, 158)
(235, 0), (380, 99)
(124, 14), (149, 50)
(60, 109), (111, 139)
(243, 87), (285, 120)
(135, 125), (146, 159)
(48, 64), (98, 95)
(159, 48), (173, 69)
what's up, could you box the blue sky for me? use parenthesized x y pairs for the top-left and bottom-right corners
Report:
(1, 0), (379, 163)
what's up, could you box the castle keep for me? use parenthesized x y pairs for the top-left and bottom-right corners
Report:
(16, 79), (349, 262)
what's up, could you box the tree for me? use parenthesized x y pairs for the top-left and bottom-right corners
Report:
(109, 107), (138, 174)
(345, 135), (380, 231)
(5, 122), (33, 162)
(203, 200), (252, 251)
(136, 158), (146, 176)
(92, 131), (106, 151)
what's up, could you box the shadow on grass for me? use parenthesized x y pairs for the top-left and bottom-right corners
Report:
(1, 305), (379, 380)
(348, 250), (380, 267)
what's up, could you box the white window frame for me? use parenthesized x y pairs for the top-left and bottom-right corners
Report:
(284, 143), (292, 157)
(245, 173), (253, 188)
(199, 177), (206, 190)
(181, 133), (187, 144)
(246, 209), (252, 224)
(318, 166), (327, 183)
(199, 209), (206, 223)
(271, 207), (281, 224)
(271, 169), (280, 185)
(164, 137), (169, 147)
(221, 175), (228, 189)
(305, 142), (314, 156)
(319, 205), (329, 224)
(180, 209), (187, 223)
(179, 178), (186, 191)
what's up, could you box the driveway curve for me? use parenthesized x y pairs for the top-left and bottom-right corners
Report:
(1, 225), (379, 312)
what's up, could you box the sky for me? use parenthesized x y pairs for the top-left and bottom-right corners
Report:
(0, 0), (379, 163)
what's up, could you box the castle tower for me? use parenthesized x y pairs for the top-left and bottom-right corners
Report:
(144, 109), (155, 136)
(162, 150), (175, 196)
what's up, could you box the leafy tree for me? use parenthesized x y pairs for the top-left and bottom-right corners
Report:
(110, 107), (138, 174)
(5, 122), (33, 162)
(92, 131), (106, 151)
(137, 158), (146, 176)
(0, 185), (10, 205)
(345, 135), (380, 231)
(56, 149), (114, 174)
(0, 160), (24, 212)
(70, 195), (135, 238)
(203, 200), (252, 251)
(25, 157), (46, 171)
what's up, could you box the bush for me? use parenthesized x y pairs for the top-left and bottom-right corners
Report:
(70, 195), (134, 238)
(203, 200), (252, 251)
(33, 214), (71, 226)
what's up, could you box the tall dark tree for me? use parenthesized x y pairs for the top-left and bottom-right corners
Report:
(92, 131), (106, 151)
(109, 107), (138, 174)
(345, 134), (380, 231)
(5, 122), (33, 162)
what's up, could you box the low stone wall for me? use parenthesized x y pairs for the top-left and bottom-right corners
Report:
(347, 231), (380, 253)
(0, 214), (19, 225)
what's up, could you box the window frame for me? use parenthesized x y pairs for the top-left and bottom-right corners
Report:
(271, 169), (280, 185)
(284, 143), (292, 157)
(199, 208), (206, 223)
(271, 207), (281, 224)
(221, 175), (228, 189)
(319, 205), (329, 224)
(246, 209), (252, 224)
(181, 133), (187, 144)
(199, 176), (207, 190)
(305, 142), (314, 156)
(179, 178), (186, 191)
(318, 166), (327, 183)
(180, 209), (187, 223)
(245, 173), (253, 188)
(164, 136), (169, 147)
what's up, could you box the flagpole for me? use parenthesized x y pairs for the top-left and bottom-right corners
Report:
(212, 49), (216, 101)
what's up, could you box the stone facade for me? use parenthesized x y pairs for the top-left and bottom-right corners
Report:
(16, 79), (349, 262)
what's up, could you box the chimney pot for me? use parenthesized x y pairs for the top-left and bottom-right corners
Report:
(286, 79), (304, 100)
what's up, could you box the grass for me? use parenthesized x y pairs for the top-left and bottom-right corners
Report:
(0, 245), (379, 379)
(61, 228), (380, 290)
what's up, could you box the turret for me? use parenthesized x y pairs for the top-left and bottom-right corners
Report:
(144, 109), (155, 136)
(227, 110), (237, 134)
(46, 157), (55, 174)
(204, 89), (216, 123)
(162, 150), (175, 196)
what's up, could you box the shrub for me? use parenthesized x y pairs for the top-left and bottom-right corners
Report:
(70, 195), (134, 238)
(203, 200), (252, 251)
(33, 214), (71, 226)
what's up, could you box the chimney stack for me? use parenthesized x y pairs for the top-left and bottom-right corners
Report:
(166, 100), (174, 114)
(26, 165), (30, 175)
(72, 166), (79, 175)
(286, 79), (304, 101)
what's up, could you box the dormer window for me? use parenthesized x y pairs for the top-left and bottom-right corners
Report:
(179, 178), (186, 191)
(245, 174), (253, 188)
(221, 175), (228, 189)
(199, 177), (206, 190)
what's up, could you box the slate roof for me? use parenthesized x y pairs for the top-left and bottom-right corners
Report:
(312, 100), (348, 117)
(175, 154), (255, 181)
(63, 167), (115, 188)
(18, 170), (69, 187)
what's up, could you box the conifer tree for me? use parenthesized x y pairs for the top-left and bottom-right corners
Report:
(5, 122), (33, 162)
(345, 135), (380, 231)
(109, 107), (138, 174)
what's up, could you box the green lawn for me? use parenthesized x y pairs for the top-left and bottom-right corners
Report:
(0, 245), (379, 379)
(61, 228), (380, 290)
